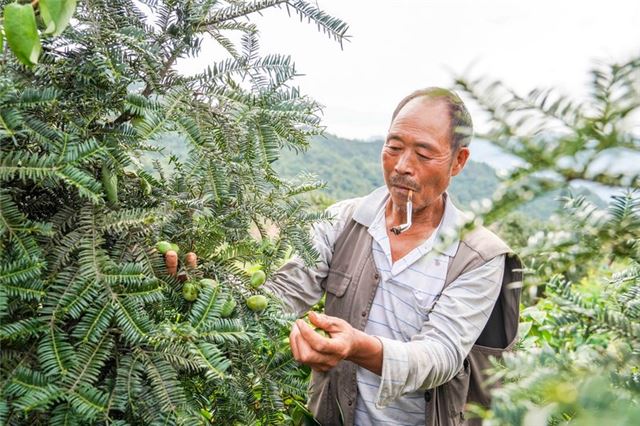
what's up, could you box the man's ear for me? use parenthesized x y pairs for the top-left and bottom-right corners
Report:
(451, 147), (470, 176)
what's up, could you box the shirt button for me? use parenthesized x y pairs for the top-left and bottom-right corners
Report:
(424, 391), (432, 402)
(361, 311), (367, 317)
(374, 273), (380, 280)
(347, 399), (353, 406)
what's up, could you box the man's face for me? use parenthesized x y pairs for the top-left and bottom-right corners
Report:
(382, 97), (469, 212)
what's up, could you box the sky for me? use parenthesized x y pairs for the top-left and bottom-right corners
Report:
(181, 0), (640, 141)
(176, 0), (639, 197)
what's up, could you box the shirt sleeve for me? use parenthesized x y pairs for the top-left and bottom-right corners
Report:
(262, 198), (359, 317)
(374, 254), (506, 408)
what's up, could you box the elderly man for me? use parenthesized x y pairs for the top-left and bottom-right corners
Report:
(264, 87), (522, 426)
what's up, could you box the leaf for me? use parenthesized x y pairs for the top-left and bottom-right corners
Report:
(3, 2), (42, 66)
(192, 342), (230, 380)
(101, 164), (118, 204)
(38, 326), (77, 377)
(40, 0), (77, 37)
(68, 384), (108, 420)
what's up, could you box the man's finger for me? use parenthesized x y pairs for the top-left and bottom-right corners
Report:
(292, 322), (320, 362)
(308, 311), (343, 334)
(290, 324), (301, 360)
(296, 319), (334, 354)
(308, 311), (331, 329)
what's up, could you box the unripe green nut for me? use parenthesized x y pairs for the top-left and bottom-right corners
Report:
(182, 282), (198, 302)
(220, 297), (237, 317)
(246, 295), (268, 312)
(155, 241), (172, 254)
(250, 270), (266, 288)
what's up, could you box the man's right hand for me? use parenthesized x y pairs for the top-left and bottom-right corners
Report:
(290, 311), (383, 375)
(163, 251), (197, 278)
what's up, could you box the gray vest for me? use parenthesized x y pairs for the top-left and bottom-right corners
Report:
(308, 216), (522, 426)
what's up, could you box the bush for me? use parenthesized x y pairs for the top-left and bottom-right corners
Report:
(0, 0), (347, 424)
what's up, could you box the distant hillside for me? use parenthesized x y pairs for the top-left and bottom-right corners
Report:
(275, 133), (499, 206)
(144, 132), (603, 219)
(274, 134), (604, 219)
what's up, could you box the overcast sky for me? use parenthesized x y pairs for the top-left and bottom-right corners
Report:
(179, 0), (640, 140)
(262, 0), (640, 138)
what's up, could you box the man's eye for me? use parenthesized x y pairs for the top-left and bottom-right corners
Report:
(387, 146), (401, 151)
(417, 153), (431, 160)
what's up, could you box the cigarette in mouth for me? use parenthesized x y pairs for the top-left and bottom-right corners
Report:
(390, 189), (413, 235)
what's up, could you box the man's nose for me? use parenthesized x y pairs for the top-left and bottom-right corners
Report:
(394, 151), (414, 175)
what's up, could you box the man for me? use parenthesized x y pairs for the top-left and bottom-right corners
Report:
(165, 88), (519, 424)
(264, 87), (522, 426)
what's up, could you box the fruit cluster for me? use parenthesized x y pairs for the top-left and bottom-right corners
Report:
(155, 240), (270, 313)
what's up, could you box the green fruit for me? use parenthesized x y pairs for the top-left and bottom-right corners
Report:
(246, 263), (262, 275)
(246, 295), (268, 312)
(155, 241), (172, 254)
(200, 278), (218, 289)
(250, 270), (266, 288)
(169, 243), (180, 253)
(3, 3), (41, 67)
(140, 177), (152, 195)
(40, 0), (77, 36)
(220, 297), (236, 317)
(101, 164), (118, 204)
(182, 282), (198, 302)
(314, 327), (330, 338)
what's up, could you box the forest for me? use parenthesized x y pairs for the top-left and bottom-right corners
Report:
(0, 1), (639, 425)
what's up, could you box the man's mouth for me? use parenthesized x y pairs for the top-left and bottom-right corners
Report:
(394, 185), (414, 191)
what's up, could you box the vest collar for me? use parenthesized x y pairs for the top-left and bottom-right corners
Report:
(352, 186), (463, 257)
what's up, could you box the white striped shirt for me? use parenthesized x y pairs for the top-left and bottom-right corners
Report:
(353, 195), (504, 425)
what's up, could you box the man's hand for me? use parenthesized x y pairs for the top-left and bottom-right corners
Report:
(290, 311), (383, 374)
(163, 251), (197, 280)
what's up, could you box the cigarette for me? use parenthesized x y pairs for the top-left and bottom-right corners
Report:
(390, 190), (413, 235)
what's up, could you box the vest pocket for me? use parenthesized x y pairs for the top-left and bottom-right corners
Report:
(441, 358), (471, 425)
(325, 269), (352, 297)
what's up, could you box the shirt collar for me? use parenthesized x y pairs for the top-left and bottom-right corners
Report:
(353, 185), (465, 257)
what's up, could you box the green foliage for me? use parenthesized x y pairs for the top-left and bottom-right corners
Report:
(457, 55), (640, 425)
(0, 0), (348, 424)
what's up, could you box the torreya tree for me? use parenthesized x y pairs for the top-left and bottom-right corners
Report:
(0, 0), (348, 424)
(456, 55), (640, 425)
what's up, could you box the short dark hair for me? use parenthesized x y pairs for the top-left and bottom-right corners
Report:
(391, 87), (473, 151)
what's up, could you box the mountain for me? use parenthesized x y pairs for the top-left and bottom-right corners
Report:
(143, 132), (604, 219)
(274, 134), (605, 219)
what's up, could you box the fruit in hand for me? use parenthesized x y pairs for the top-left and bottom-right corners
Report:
(182, 282), (198, 302)
(250, 270), (266, 288)
(314, 327), (330, 338)
(246, 295), (268, 312)
(156, 241), (172, 254)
